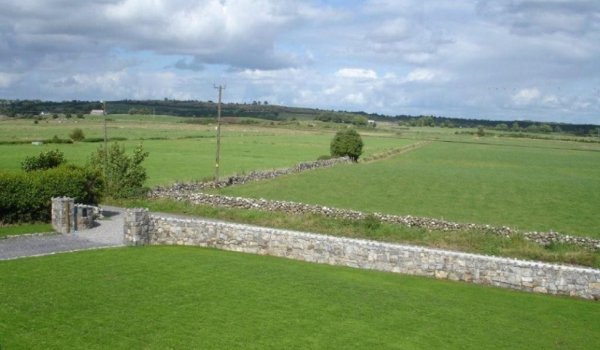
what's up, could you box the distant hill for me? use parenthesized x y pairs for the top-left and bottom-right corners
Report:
(0, 98), (597, 136)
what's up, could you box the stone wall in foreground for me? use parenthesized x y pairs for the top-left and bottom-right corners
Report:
(124, 209), (600, 300)
(149, 192), (600, 251)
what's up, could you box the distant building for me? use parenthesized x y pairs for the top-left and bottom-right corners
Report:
(368, 120), (376, 127)
(90, 109), (104, 115)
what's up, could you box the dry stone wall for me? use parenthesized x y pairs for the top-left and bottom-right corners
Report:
(149, 192), (600, 251)
(153, 156), (352, 193)
(124, 209), (600, 300)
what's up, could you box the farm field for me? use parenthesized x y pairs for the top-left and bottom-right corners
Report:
(219, 140), (600, 238)
(0, 116), (409, 186)
(1, 246), (598, 349)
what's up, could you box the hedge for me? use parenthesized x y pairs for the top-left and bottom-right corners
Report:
(0, 165), (103, 224)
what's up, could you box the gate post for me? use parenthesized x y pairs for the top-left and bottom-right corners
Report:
(124, 208), (150, 245)
(51, 197), (75, 234)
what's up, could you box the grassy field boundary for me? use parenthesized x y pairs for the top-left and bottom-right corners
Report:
(153, 156), (353, 192)
(360, 141), (431, 163)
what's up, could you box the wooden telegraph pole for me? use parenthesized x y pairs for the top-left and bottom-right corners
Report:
(214, 85), (225, 181)
(102, 100), (108, 178)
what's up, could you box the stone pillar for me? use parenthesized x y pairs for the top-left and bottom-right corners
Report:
(51, 197), (74, 234)
(124, 208), (150, 246)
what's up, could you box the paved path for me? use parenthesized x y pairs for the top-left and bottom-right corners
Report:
(0, 206), (125, 261)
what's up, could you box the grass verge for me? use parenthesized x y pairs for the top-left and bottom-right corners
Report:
(0, 246), (598, 349)
(110, 198), (599, 268)
(0, 223), (53, 238)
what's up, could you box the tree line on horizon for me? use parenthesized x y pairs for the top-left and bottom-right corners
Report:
(0, 98), (597, 136)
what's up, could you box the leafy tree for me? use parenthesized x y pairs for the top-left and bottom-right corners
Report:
(353, 116), (368, 126)
(416, 116), (435, 127)
(511, 122), (520, 132)
(21, 149), (65, 172)
(538, 124), (553, 133)
(89, 143), (149, 198)
(330, 128), (363, 161)
(495, 123), (509, 131)
(69, 128), (85, 142)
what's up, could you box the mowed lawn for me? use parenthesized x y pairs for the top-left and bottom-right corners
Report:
(0, 247), (598, 349)
(0, 223), (53, 238)
(220, 141), (600, 237)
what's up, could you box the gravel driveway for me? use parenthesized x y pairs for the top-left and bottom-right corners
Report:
(0, 206), (125, 261)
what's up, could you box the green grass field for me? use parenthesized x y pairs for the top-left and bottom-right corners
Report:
(0, 116), (410, 186)
(0, 246), (598, 349)
(219, 141), (600, 237)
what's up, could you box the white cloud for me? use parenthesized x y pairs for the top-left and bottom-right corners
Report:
(404, 69), (446, 83)
(0, 72), (20, 88)
(541, 94), (559, 106)
(512, 88), (542, 105)
(0, 0), (599, 123)
(343, 92), (366, 105)
(476, 0), (600, 36)
(366, 18), (411, 43)
(0, 0), (318, 71)
(335, 68), (377, 80)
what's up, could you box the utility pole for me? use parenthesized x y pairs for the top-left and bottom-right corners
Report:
(102, 100), (108, 178)
(214, 85), (225, 181)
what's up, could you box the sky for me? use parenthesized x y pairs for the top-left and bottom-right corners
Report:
(0, 0), (599, 124)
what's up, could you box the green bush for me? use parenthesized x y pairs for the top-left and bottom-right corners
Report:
(47, 135), (73, 144)
(89, 143), (149, 198)
(69, 128), (85, 142)
(21, 149), (65, 172)
(82, 137), (105, 143)
(0, 165), (103, 223)
(82, 137), (128, 143)
(330, 128), (363, 161)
